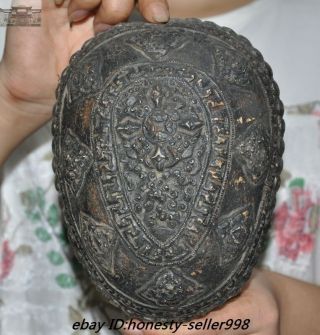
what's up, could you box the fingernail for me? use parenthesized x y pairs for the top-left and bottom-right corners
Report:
(69, 9), (90, 23)
(94, 23), (112, 34)
(55, 0), (64, 6)
(150, 3), (169, 23)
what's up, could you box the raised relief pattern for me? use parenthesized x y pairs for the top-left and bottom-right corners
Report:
(92, 63), (232, 265)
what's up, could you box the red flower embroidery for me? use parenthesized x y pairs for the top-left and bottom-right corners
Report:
(0, 240), (15, 282)
(274, 187), (318, 261)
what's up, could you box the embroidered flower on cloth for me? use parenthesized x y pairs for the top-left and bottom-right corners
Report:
(274, 177), (320, 261)
(0, 240), (15, 282)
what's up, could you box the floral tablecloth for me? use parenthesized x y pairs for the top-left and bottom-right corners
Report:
(1, 101), (320, 335)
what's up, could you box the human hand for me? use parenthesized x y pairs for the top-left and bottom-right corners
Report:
(66, 0), (169, 31)
(0, 0), (169, 129)
(121, 269), (279, 335)
(0, 0), (169, 164)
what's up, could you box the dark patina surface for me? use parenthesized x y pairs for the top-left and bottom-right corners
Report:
(52, 19), (284, 321)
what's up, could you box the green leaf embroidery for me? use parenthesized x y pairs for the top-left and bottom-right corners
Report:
(25, 209), (41, 223)
(55, 273), (77, 288)
(21, 189), (38, 210)
(35, 227), (51, 242)
(47, 250), (64, 265)
(36, 187), (46, 211)
(21, 187), (46, 221)
(47, 204), (59, 227)
(289, 177), (305, 189)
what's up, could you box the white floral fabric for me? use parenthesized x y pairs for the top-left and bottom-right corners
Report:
(1, 102), (319, 335)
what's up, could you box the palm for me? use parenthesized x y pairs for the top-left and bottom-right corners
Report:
(1, 0), (94, 119)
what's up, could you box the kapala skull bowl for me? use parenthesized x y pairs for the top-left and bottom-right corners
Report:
(52, 19), (284, 321)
